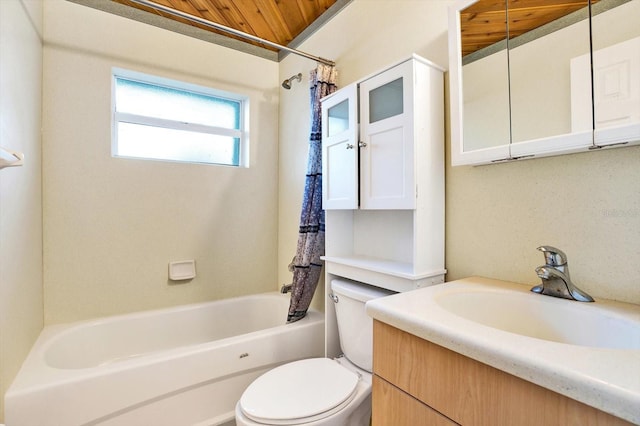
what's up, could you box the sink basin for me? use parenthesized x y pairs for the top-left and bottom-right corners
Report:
(435, 288), (640, 349)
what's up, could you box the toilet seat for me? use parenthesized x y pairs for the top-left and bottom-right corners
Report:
(239, 358), (360, 425)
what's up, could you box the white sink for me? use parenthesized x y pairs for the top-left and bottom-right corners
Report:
(365, 276), (640, 425)
(434, 288), (640, 349)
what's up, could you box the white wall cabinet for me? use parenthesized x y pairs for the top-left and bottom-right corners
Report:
(322, 56), (425, 210)
(321, 55), (446, 358)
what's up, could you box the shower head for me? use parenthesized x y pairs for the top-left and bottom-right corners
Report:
(282, 73), (302, 89)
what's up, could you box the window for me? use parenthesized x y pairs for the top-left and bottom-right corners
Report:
(112, 69), (248, 166)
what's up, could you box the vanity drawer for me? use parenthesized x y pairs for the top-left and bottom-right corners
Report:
(372, 320), (632, 426)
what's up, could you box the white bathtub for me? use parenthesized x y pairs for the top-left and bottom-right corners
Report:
(5, 292), (324, 426)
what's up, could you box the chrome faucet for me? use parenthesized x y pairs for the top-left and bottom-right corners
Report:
(531, 246), (594, 302)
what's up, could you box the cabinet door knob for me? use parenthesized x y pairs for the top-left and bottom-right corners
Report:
(358, 141), (367, 148)
(346, 144), (354, 149)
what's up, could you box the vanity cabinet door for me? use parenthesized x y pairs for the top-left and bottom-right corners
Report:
(359, 60), (416, 209)
(372, 376), (457, 426)
(322, 84), (358, 210)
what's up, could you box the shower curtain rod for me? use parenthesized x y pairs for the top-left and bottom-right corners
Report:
(127, 0), (336, 66)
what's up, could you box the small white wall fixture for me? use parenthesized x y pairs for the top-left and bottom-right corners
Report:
(0, 147), (24, 170)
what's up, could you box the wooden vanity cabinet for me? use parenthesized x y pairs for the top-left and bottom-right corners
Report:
(372, 321), (633, 426)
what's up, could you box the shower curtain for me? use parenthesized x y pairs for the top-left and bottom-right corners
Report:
(287, 63), (337, 323)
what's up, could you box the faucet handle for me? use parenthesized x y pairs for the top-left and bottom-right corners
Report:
(537, 246), (567, 266)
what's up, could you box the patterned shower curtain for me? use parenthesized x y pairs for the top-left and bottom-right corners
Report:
(287, 63), (337, 323)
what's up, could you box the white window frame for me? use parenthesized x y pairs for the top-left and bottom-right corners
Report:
(111, 67), (249, 167)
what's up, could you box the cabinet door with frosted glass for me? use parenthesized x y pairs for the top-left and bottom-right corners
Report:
(321, 84), (358, 210)
(359, 60), (415, 210)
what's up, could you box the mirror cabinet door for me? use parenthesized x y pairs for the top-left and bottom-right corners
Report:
(590, 0), (640, 147)
(508, 0), (593, 157)
(450, 0), (511, 165)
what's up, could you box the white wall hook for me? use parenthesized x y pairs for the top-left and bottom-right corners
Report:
(0, 147), (24, 170)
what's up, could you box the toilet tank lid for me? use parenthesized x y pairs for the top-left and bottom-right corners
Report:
(331, 279), (395, 303)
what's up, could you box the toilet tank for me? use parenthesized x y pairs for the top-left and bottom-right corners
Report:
(331, 279), (395, 372)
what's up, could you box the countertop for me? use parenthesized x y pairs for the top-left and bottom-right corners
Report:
(365, 276), (640, 424)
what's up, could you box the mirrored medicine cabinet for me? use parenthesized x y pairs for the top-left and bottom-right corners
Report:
(449, 0), (640, 166)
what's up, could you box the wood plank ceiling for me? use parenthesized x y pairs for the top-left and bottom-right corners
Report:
(111, 0), (339, 52)
(460, 0), (597, 57)
(79, 0), (598, 61)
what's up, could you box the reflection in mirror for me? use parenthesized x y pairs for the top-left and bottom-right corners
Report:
(459, 1), (510, 152)
(508, 0), (592, 144)
(589, 0), (640, 144)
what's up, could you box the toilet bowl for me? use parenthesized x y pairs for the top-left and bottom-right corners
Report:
(235, 279), (394, 426)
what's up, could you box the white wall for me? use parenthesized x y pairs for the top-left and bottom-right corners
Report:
(0, 0), (43, 420)
(278, 0), (640, 305)
(42, 0), (280, 324)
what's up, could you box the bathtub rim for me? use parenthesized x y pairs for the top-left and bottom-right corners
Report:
(6, 291), (324, 395)
(41, 291), (308, 370)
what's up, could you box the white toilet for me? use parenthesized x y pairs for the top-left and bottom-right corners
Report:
(235, 279), (394, 426)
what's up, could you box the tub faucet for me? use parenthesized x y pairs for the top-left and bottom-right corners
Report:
(531, 246), (594, 302)
(280, 256), (296, 293)
(280, 283), (292, 294)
